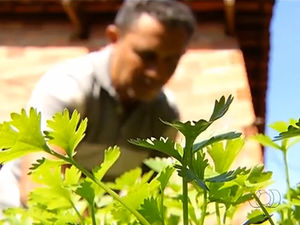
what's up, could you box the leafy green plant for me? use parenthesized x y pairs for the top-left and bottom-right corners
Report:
(251, 119), (300, 225)
(0, 96), (276, 225)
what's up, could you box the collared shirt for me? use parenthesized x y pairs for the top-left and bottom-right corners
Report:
(0, 45), (179, 212)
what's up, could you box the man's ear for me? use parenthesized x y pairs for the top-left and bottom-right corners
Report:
(106, 25), (120, 43)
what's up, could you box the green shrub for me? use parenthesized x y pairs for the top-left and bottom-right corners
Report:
(0, 95), (299, 225)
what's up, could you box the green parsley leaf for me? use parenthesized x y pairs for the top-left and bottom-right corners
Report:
(0, 108), (49, 163)
(206, 137), (245, 173)
(193, 131), (242, 153)
(144, 157), (174, 173)
(129, 137), (182, 162)
(76, 180), (95, 205)
(138, 197), (163, 224)
(91, 146), (120, 181)
(209, 95), (234, 122)
(44, 109), (87, 158)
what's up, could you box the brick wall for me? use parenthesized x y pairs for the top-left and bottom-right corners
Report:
(0, 19), (262, 224)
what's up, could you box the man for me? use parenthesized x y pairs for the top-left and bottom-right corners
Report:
(0, 0), (196, 215)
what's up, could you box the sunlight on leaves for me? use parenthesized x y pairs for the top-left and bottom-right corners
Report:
(1, 208), (35, 225)
(187, 189), (202, 222)
(28, 157), (67, 175)
(109, 168), (143, 191)
(28, 187), (74, 211)
(44, 109), (87, 158)
(219, 165), (273, 193)
(192, 131), (242, 153)
(271, 119), (300, 153)
(92, 146), (120, 181)
(144, 157), (175, 173)
(64, 165), (82, 186)
(207, 138), (245, 173)
(27, 159), (82, 215)
(7, 202), (81, 225)
(163, 198), (183, 220)
(29, 158), (65, 185)
(286, 136), (300, 150)
(0, 108), (49, 163)
(1, 96), (293, 225)
(269, 121), (289, 133)
(112, 183), (155, 223)
(251, 134), (282, 151)
(274, 118), (300, 141)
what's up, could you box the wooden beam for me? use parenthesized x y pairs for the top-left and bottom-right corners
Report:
(223, 0), (236, 35)
(1, 0), (276, 14)
(1, 0), (227, 14)
(61, 0), (89, 40)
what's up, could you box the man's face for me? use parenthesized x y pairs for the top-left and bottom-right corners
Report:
(108, 14), (190, 102)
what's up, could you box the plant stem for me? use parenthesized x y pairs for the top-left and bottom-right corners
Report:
(90, 203), (97, 225)
(283, 151), (293, 219)
(51, 152), (151, 225)
(215, 202), (221, 225)
(283, 151), (291, 202)
(253, 193), (276, 225)
(160, 191), (165, 225)
(70, 200), (85, 224)
(182, 176), (189, 225)
(73, 160), (151, 225)
(199, 190), (208, 225)
(222, 207), (227, 225)
(182, 138), (193, 225)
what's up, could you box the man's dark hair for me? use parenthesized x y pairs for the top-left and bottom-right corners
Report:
(114, 0), (196, 38)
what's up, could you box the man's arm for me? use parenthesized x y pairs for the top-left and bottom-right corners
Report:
(20, 67), (86, 206)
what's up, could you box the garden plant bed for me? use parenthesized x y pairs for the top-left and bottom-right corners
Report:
(1, 95), (299, 225)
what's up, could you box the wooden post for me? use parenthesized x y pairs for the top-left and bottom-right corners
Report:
(61, 0), (90, 40)
(223, 0), (236, 35)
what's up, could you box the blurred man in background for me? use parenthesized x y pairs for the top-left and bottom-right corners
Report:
(0, 0), (196, 216)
